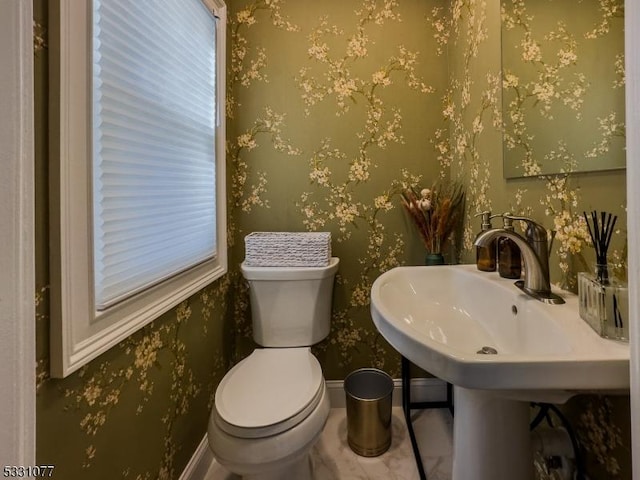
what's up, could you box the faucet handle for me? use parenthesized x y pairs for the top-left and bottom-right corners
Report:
(491, 212), (515, 229)
(474, 211), (495, 230)
(502, 215), (548, 243)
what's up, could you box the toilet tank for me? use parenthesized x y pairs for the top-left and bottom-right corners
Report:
(240, 258), (339, 347)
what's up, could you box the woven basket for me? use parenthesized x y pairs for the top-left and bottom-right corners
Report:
(244, 232), (332, 267)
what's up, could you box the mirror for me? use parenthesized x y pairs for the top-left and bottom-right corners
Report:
(501, 0), (625, 178)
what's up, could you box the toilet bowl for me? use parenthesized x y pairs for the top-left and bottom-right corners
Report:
(208, 257), (339, 479)
(208, 348), (330, 479)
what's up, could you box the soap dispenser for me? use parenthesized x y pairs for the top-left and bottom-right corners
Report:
(474, 211), (496, 272)
(497, 213), (522, 279)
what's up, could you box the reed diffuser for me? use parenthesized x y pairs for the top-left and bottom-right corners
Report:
(578, 210), (628, 341)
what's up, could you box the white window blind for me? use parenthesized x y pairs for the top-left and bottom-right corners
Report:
(92, 0), (218, 309)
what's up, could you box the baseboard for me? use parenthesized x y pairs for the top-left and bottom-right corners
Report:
(179, 435), (214, 480)
(326, 377), (447, 409)
(182, 377), (448, 479)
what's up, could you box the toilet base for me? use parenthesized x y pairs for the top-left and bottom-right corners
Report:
(243, 455), (312, 480)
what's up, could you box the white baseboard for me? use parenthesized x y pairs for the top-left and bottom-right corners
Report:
(182, 377), (448, 479)
(326, 377), (448, 409)
(179, 435), (214, 480)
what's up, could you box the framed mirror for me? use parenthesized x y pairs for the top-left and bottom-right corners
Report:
(501, 0), (625, 178)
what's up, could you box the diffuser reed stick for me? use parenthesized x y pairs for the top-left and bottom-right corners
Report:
(583, 210), (617, 285)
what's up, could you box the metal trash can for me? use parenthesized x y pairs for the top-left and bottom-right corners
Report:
(344, 368), (394, 457)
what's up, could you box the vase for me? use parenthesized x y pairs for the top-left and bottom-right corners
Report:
(425, 253), (445, 266)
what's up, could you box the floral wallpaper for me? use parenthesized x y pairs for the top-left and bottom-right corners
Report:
(501, 0), (625, 177)
(34, 1), (231, 478)
(440, 0), (629, 478)
(34, 0), (630, 479)
(225, 0), (449, 375)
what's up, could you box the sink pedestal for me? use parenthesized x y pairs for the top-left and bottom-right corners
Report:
(452, 387), (533, 480)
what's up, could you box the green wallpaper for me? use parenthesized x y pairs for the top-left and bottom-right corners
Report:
(34, 0), (630, 479)
(501, 0), (625, 177)
(443, 0), (629, 478)
(226, 0), (450, 376)
(34, 2), (231, 479)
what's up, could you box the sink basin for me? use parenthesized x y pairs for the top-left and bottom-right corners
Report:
(370, 264), (630, 480)
(371, 264), (629, 394)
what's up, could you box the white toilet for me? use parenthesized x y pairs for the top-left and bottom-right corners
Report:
(208, 257), (340, 480)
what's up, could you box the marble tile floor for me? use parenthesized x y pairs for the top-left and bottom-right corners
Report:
(206, 407), (454, 480)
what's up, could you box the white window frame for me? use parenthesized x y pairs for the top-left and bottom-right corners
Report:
(49, 0), (227, 378)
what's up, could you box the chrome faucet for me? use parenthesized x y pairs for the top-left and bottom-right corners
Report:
(474, 215), (565, 304)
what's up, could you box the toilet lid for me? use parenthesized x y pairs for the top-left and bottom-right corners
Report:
(215, 348), (324, 438)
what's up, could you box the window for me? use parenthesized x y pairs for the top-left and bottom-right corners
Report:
(50, 0), (227, 378)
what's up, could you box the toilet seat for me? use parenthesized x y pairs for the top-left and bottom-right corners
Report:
(214, 348), (324, 439)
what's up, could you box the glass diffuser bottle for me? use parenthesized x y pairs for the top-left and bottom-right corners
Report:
(577, 211), (628, 341)
(578, 264), (628, 341)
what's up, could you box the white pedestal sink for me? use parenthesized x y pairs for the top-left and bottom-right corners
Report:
(370, 265), (629, 480)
